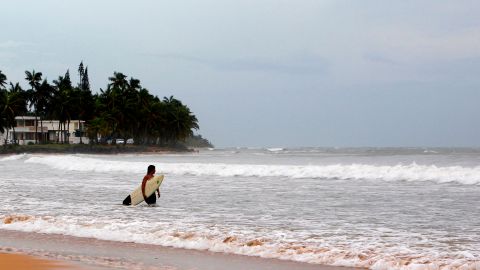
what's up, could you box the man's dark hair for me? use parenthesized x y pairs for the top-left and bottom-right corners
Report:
(147, 165), (155, 174)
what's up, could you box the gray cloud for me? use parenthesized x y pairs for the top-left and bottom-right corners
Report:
(363, 52), (400, 66)
(0, 40), (27, 48)
(142, 52), (329, 75)
(215, 54), (329, 74)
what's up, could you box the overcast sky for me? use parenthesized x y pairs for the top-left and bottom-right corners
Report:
(1, 1), (480, 147)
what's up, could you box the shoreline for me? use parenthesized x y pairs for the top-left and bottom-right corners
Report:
(0, 229), (361, 270)
(0, 144), (199, 156)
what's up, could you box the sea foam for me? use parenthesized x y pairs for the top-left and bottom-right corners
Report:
(0, 153), (28, 161)
(1, 214), (478, 270)
(23, 155), (480, 185)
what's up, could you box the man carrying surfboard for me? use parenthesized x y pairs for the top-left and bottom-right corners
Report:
(122, 165), (164, 206)
(142, 165), (161, 205)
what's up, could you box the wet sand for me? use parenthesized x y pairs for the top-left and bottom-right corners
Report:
(0, 253), (77, 270)
(0, 229), (362, 270)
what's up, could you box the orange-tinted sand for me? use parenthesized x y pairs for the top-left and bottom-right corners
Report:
(1, 230), (361, 270)
(0, 253), (74, 270)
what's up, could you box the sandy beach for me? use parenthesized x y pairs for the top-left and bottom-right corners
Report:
(0, 229), (360, 270)
(0, 253), (78, 270)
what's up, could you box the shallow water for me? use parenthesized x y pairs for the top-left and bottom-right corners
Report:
(0, 148), (479, 270)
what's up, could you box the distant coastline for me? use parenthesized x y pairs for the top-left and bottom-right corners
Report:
(0, 143), (204, 155)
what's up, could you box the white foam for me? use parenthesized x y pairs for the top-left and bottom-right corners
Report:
(266, 148), (284, 152)
(23, 155), (480, 185)
(0, 153), (28, 161)
(1, 215), (478, 270)
(25, 155), (148, 173)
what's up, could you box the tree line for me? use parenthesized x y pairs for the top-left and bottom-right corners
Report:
(0, 62), (199, 145)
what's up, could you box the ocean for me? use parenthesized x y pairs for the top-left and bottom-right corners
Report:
(0, 148), (479, 270)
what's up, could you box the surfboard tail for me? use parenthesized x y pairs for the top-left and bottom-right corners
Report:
(122, 195), (132, 205)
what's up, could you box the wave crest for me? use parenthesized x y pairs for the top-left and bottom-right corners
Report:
(0, 153), (28, 162)
(23, 155), (480, 185)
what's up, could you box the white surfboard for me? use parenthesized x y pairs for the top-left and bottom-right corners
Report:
(123, 175), (164, 206)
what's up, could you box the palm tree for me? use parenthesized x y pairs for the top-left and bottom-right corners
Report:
(0, 73), (27, 145)
(0, 90), (7, 137)
(1, 68), (205, 147)
(0, 70), (7, 90)
(135, 88), (155, 144)
(8, 83), (27, 143)
(101, 72), (137, 144)
(108, 72), (129, 90)
(2, 84), (27, 144)
(25, 70), (43, 144)
(120, 77), (142, 144)
(73, 87), (94, 144)
(9, 82), (23, 94)
(0, 71), (8, 143)
(73, 66), (94, 144)
(97, 86), (119, 143)
(162, 96), (199, 144)
(52, 75), (74, 143)
(37, 80), (55, 143)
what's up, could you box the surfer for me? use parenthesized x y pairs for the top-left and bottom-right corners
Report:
(122, 165), (162, 206)
(142, 165), (161, 205)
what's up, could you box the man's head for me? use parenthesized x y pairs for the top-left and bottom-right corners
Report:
(147, 165), (156, 174)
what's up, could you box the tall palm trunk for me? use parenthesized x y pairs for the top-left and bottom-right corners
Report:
(5, 128), (9, 144)
(63, 122), (66, 144)
(12, 126), (16, 144)
(40, 117), (44, 144)
(34, 112), (38, 144)
(57, 121), (61, 143)
(78, 119), (82, 144)
(67, 120), (70, 144)
(143, 126), (149, 145)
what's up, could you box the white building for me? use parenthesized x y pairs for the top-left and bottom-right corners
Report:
(0, 131), (6, 144)
(0, 116), (89, 145)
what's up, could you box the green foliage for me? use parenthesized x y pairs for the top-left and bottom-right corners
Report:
(0, 90), (6, 134)
(0, 70), (7, 89)
(24, 70), (43, 143)
(183, 134), (214, 148)
(94, 72), (200, 145)
(0, 64), (204, 146)
(0, 71), (27, 138)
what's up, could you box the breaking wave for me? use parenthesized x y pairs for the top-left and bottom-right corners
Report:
(23, 155), (480, 185)
(266, 148), (284, 152)
(0, 153), (29, 161)
(1, 214), (478, 270)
